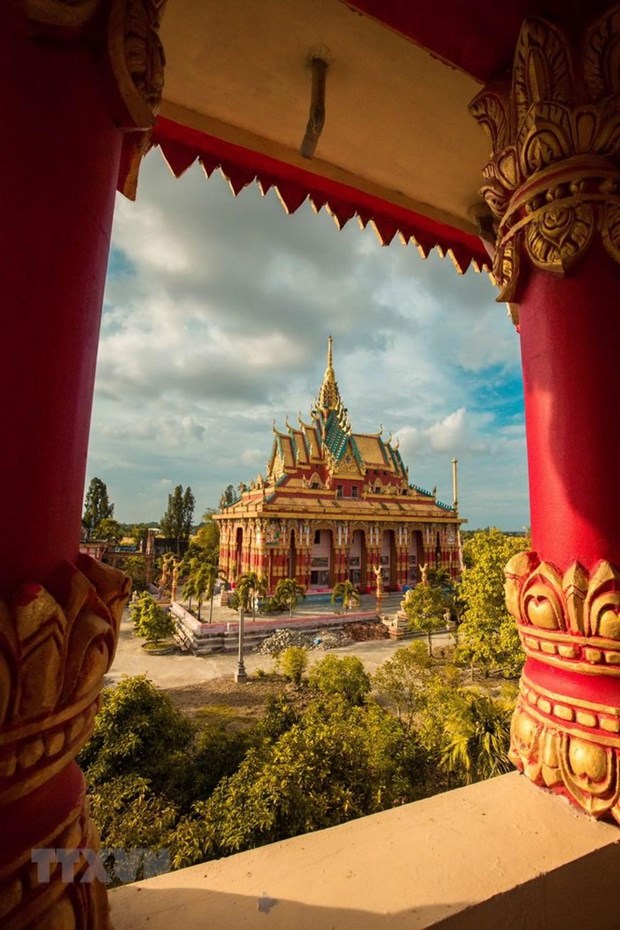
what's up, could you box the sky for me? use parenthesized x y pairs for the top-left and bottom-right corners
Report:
(86, 149), (529, 530)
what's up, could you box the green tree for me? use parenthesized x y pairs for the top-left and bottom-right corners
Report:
(97, 517), (123, 545)
(123, 555), (148, 591)
(171, 695), (425, 867)
(331, 580), (360, 612)
(440, 689), (513, 784)
(191, 563), (213, 621)
(160, 485), (195, 553)
(308, 655), (370, 705)
(78, 676), (195, 796)
(131, 593), (175, 644)
(279, 646), (308, 686)
(274, 577), (305, 620)
(236, 571), (268, 621)
(401, 584), (447, 656)
(219, 484), (237, 509)
(83, 476), (114, 537)
(372, 642), (434, 728)
(191, 511), (220, 561)
(456, 527), (527, 677)
(129, 523), (151, 551)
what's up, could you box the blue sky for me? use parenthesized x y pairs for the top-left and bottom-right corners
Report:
(86, 150), (529, 529)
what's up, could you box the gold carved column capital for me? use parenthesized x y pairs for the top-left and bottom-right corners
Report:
(470, 7), (620, 302)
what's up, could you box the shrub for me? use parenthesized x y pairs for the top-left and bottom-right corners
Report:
(279, 646), (308, 686)
(308, 655), (371, 705)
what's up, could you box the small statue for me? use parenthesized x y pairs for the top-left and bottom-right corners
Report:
(419, 563), (428, 586)
(159, 554), (174, 592)
(171, 561), (180, 601)
(373, 564), (384, 599)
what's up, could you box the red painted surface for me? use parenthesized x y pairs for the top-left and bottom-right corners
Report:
(152, 117), (489, 271)
(343, 0), (613, 82)
(0, 10), (122, 592)
(532, 658), (620, 709)
(519, 245), (620, 572)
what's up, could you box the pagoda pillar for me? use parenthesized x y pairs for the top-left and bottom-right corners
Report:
(333, 547), (348, 585)
(395, 545), (409, 589)
(0, 3), (166, 927)
(471, 7), (620, 821)
(295, 546), (311, 590)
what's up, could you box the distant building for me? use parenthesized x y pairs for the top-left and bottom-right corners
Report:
(215, 339), (463, 593)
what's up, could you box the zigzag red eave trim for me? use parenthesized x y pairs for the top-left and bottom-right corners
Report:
(120, 117), (490, 274)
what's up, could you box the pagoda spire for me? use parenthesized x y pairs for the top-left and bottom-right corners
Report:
(312, 336), (353, 436)
(315, 335), (341, 411)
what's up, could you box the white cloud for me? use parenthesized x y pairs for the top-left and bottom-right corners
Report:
(86, 151), (529, 529)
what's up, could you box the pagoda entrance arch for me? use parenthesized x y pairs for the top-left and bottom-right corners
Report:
(310, 527), (333, 590)
(349, 529), (366, 588)
(409, 529), (424, 585)
(288, 528), (297, 582)
(380, 529), (397, 590)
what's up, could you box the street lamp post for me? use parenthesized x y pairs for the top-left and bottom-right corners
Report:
(235, 605), (248, 683)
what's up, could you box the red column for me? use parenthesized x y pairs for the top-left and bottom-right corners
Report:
(0, 10), (132, 927)
(520, 246), (620, 571)
(0, 9), (122, 591)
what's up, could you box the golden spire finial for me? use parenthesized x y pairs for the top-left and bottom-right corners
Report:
(315, 335), (340, 411)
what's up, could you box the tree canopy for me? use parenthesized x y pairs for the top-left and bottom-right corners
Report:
(218, 484), (238, 509)
(83, 476), (114, 537)
(400, 584), (448, 655)
(456, 527), (528, 677)
(160, 485), (195, 552)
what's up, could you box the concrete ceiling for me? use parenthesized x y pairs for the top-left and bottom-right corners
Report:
(159, 0), (492, 239)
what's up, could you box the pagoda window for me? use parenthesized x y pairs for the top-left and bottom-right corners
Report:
(311, 481), (319, 489)
(336, 485), (343, 498)
(314, 529), (321, 544)
(351, 486), (359, 499)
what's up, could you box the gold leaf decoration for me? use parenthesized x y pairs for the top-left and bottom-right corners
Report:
(583, 6), (620, 101)
(600, 202), (620, 262)
(504, 551), (620, 672)
(470, 7), (620, 302)
(0, 557), (130, 805)
(525, 202), (594, 273)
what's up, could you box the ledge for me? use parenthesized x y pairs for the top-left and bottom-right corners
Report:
(109, 772), (620, 929)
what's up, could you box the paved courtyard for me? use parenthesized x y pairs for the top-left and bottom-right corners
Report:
(105, 593), (455, 689)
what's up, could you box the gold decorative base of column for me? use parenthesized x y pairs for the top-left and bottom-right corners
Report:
(0, 555), (130, 929)
(0, 784), (110, 930)
(505, 549), (620, 821)
(511, 673), (620, 821)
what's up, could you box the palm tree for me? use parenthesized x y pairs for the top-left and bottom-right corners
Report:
(440, 690), (512, 784)
(193, 564), (212, 620)
(427, 566), (453, 590)
(182, 571), (198, 613)
(331, 580), (360, 612)
(205, 560), (226, 623)
(236, 571), (268, 621)
(274, 577), (305, 620)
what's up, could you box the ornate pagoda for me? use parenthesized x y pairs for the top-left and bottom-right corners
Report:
(3, 2), (620, 926)
(215, 338), (462, 594)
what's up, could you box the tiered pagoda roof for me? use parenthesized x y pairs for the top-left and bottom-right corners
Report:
(217, 339), (459, 523)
